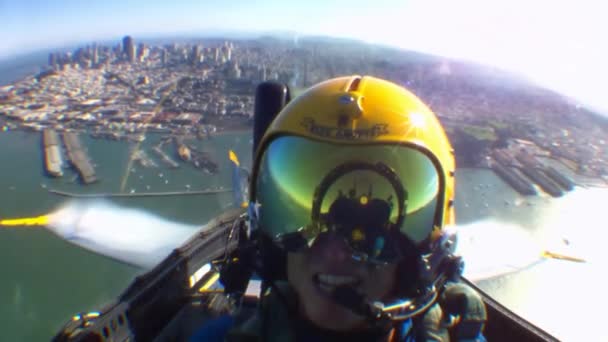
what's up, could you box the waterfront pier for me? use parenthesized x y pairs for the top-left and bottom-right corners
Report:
(516, 154), (565, 197)
(519, 167), (564, 197)
(544, 166), (575, 191)
(491, 162), (537, 196)
(491, 149), (576, 197)
(42, 129), (63, 177)
(62, 132), (97, 184)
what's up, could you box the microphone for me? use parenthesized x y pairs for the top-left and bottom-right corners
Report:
(331, 285), (388, 322)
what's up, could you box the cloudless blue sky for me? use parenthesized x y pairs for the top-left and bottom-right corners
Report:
(1, 0), (607, 113)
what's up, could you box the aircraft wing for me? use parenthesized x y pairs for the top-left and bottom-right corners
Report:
(454, 219), (584, 282)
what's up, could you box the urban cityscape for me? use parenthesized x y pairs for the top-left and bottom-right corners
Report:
(0, 35), (606, 196)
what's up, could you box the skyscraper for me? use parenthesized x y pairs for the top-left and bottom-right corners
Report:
(230, 62), (241, 79)
(161, 49), (168, 66)
(191, 45), (201, 66)
(136, 43), (149, 62)
(113, 44), (122, 57)
(214, 47), (220, 63)
(92, 44), (99, 66)
(221, 45), (231, 63)
(122, 36), (135, 63)
(73, 47), (88, 66)
(48, 53), (57, 68)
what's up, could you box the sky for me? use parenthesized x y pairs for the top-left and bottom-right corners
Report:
(1, 0), (606, 113)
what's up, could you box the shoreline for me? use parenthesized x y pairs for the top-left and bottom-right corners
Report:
(3, 128), (606, 191)
(0, 122), (252, 137)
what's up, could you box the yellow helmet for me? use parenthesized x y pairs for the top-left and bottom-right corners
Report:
(249, 75), (459, 319)
(252, 75), (455, 242)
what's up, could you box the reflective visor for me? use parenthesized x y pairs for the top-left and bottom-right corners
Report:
(253, 136), (440, 263)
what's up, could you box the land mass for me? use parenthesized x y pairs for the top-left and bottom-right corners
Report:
(0, 35), (606, 192)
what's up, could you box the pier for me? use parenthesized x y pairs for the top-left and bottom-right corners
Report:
(544, 167), (575, 191)
(491, 149), (576, 197)
(516, 154), (565, 197)
(519, 167), (564, 197)
(62, 132), (97, 184)
(491, 162), (537, 196)
(48, 188), (231, 198)
(42, 129), (63, 177)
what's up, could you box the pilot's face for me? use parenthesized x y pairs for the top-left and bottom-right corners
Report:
(287, 234), (397, 331)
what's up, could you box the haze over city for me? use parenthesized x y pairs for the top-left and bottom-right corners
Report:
(1, 0), (606, 114)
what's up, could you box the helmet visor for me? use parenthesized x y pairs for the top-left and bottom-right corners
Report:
(253, 136), (440, 263)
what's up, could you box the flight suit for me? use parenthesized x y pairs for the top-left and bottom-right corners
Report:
(191, 281), (486, 342)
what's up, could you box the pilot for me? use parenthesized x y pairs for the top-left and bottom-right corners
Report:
(191, 76), (486, 341)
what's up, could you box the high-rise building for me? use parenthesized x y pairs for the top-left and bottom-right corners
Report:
(48, 53), (57, 68)
(231, 62), (241, 79)
(261, 65), (267, 81)
(137, 43), (147, 62)
(191, 45), (201, 66)
(221, 45), (231, 63)
(113, 44), (122, 58)
(74, 47), (87, 65)
(122, 36), (135, 63)
(161, 49), (168, 66)
(214, 48), (220, 63)
(92, 44), (99, 66)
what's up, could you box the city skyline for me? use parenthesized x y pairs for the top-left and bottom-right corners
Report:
(2, 36), (605, 183)
(1, 0), (607, 114)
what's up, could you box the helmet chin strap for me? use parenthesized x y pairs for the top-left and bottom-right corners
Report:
(330, 283), (438, 326)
